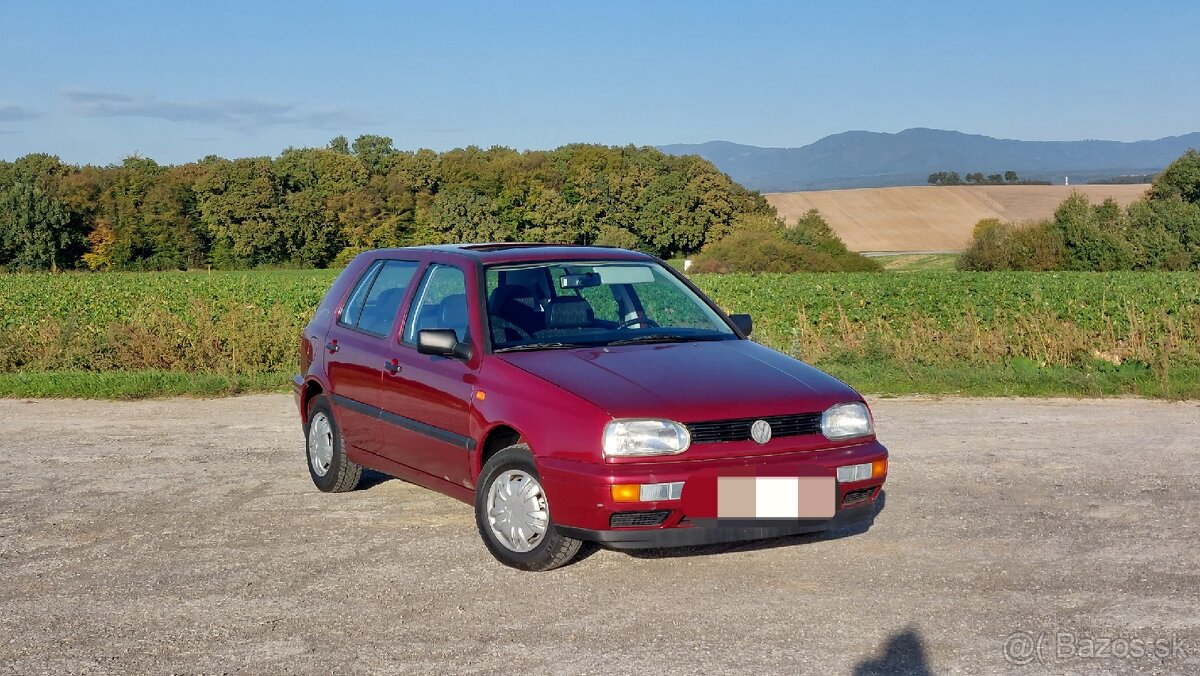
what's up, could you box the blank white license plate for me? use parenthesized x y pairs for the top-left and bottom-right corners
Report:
(717, 476), (835, 519)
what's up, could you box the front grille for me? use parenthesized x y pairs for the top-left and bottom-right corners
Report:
(841, 487), (875, 508)
(685, 413), (822, 444)
(610, 510), (671, 528)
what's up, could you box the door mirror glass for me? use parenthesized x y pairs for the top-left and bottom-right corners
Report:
(417, 329), (472, 360)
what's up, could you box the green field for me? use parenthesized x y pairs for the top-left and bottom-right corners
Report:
(877, 253), (960, 271)
(4, 269), (1198, 398)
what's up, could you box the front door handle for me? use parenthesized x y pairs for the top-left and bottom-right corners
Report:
(384, 359), (401, 374)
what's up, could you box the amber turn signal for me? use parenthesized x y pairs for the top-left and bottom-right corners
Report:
(872, 458), (888, 478)
(611, 484), (641, 502)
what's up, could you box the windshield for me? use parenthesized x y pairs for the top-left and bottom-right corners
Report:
(484, 260), (736, 352)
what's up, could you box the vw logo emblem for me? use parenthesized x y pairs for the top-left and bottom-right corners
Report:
(750, 420), (772, 445)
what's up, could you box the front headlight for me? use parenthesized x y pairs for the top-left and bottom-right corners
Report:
(821, 402), (874, 440)
(602, 419), (691, 458)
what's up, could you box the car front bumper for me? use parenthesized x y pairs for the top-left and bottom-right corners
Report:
(538, 439), (887, 550)
(556, 500), (880, 549)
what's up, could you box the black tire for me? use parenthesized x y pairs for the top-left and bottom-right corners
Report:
(475, 445), (582, 571)
(305, 394), (362, 493)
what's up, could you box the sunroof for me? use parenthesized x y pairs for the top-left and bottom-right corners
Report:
(459, 242), (594, 252)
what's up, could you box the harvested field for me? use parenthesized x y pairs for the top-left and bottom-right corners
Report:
(767, 184), (1150, 252)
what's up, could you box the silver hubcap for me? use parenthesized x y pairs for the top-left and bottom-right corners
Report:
(486, 470), (549, 553)
(308, 412), (334, 478)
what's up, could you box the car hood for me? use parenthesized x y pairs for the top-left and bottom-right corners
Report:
(497, 339), (860, 422)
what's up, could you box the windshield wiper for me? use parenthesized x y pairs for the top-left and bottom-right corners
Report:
(494, 341), (592, 353)
(605, 333), (729, 346)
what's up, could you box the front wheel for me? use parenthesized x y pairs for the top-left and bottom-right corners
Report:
(475, 445), (582, 571)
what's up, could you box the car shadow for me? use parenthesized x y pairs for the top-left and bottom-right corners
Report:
(356, 469), (396, 490)
(853, 626), (932, 676)
(611, 490), (886, 561)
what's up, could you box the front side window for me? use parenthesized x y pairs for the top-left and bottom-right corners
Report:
(339, 259), (420, 336)
(484, 260), (735, 351)
(403, 264), (470, 345)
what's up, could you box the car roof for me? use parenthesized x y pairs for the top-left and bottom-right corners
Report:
(369, 243), (656, 266)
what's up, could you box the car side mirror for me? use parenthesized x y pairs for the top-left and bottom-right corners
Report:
(730, 313), (753, 337)
(417, 329), (473, 361)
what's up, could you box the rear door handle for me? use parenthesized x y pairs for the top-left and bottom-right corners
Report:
(384, 359), (401, 374)
(324, 340), (339, 353)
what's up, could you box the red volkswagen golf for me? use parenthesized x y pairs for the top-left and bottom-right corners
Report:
(294, 244), (887, 570)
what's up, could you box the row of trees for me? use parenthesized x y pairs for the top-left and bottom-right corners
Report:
(0, 137), (774, 271)
(959, 150), (1200, 271)
(1087, 174), (1157, 185)
(690, 210), (881, 273)
(927, 170), (1048, 186)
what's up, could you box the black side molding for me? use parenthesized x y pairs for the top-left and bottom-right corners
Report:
(331, 393), (477, 451)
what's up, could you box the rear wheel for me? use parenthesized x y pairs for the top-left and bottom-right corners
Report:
(475, 445), (581, 571)
(305, 394), (362, 493)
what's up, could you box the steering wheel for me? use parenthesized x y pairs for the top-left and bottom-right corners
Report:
(616, 316), (660, 330)
(490, 316), (531, 340)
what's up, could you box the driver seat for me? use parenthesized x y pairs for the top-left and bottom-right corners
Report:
(488, 283), (540, 342)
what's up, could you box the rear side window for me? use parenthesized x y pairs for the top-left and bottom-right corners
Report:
(338, 259), (420, 336)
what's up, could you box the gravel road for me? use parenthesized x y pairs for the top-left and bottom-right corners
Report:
(1, 395), (1198, 675)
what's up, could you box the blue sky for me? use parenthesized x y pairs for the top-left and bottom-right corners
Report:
(1, 1), (1197, 165)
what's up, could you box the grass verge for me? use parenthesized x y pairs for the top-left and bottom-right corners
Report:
(0, 370), (291, 399)
(821, 359), (1200, 399)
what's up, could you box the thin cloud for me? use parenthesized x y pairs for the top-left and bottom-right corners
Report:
(0, 104), (41, 122)
(62, 89), (367, 131)
(299, 107), (375, 130)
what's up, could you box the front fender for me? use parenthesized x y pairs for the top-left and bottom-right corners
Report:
(469, 357), (610, 484)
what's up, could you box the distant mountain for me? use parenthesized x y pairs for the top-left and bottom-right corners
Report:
(658, 128), (1200, 192)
